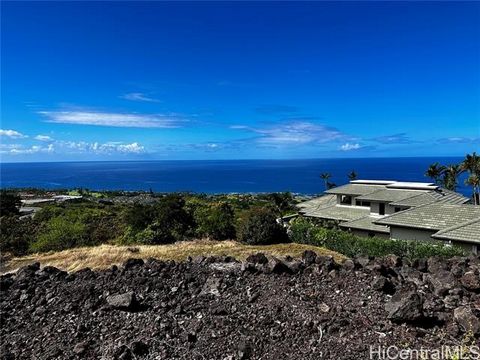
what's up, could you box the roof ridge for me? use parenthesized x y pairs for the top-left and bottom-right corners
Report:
(434, 216), (480, 235)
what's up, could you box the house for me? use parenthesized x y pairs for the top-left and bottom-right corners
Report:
(375, 204), (480, 254)
(297, 179), (469, 240)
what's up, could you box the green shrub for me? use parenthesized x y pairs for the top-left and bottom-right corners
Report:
(290, 217), (466, 259)
(237, 207), (288, 245)
(0, 216), (38, 256)
(30, 217), (88, 252)
(194, 202), (236, 240)
(122, 204), (156, 231)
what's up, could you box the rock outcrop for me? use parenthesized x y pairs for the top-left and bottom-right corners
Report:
(1, 252), (479, 359)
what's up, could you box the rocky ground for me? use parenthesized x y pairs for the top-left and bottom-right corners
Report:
(1, 252), (479, 360)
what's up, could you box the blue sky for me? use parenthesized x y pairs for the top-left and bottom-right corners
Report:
(1, 1), (479, 162)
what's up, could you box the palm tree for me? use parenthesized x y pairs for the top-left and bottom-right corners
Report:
(465, 174), (480, 205)
(442, 164), (464, 192)
(461, 152), (480, 205)
(425, 162), (445, 185)
(319, 173), (331, 191)
(347, 170), (358, 181)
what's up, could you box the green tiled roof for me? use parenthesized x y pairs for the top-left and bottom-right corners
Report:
(375, 204), (480, 231)
(325, 184), (385, 196)
(296, 194), (336, 211)
(432, 217), (480, 244)
(390, 189), (469, 207)
(356, 189), (423, 203)
(302, 205), (370, 222)
(340, 216), (390, 233)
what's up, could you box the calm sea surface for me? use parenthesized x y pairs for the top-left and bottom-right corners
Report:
(0, 157), (471, 196)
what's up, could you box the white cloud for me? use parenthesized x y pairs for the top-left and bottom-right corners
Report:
(0, 129), (27, 139)
(60, 141), (145, 154)
(39, 111), (185, 128)
(8, 144), (54, 155)
(116, 142), (144, 153)
(3, 140), (145, 156)
(231, 121), (344, 145)
(437, 137), (480, 144)
(120, 92), (160, 103)
(35, 135), (54, 142)
(340, 143), (361, 151)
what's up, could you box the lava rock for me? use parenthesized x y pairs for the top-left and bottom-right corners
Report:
(106, 291), (138, 311)
(246, 253), (269, 265)
(461, 271), (480, 292)
(301, 250), (317, 266)
(453, 305), (480, 335)
(427, 270), (458, 296)
(385, 284), (423, 323)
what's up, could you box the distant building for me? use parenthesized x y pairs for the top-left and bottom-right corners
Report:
(296, 180), (479, 253)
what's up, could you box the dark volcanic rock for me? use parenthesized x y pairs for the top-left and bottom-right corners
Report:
(246, 253), (268, 265)
(454, 305), (480, 335)
(461, 270), (480, 292)
(106, 292), (138, 311)
(1, 252), (479, 359)
(385, 283), (424, 323)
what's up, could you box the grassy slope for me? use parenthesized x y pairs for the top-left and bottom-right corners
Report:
(0, 240), (346, 274)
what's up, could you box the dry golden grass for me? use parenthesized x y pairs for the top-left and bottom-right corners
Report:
(1, 240), (345, 273)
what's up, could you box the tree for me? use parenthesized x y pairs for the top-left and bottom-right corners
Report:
(148, 194), (194, 244)
(237, 207), (288, 245)
(425, 163), (445, 186)
(194, 202), (236, 240)
(263, 192), (295, 216)
(347, 170), (358, 181)
(0, 190), (21, 217)
(465, 174), (480, 205)
(460, 152), (480, 205)
(319, 173), (331, 191)
(442, 164), (463, 192)
(123, 204), (156, 231)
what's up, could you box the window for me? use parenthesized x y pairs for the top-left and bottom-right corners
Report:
(355, 200), (371, 207)
(379, 203), (385, 215)
(341, 195), (352, 205)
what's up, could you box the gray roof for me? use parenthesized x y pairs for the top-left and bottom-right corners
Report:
(390, 189), (469, 207)
(356, 189), (424, 203)
(325, 184), (385, 196)
(301, 205), (370, 222)
(296, 194), (336, 211)
(340, 216), (390, 234)
(432, 217), (480, 244)
(375, 204), (480, 231)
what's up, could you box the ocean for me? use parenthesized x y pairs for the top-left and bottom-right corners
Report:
(0, 157), (471, 196)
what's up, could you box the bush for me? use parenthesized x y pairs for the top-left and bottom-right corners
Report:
(194, 202), (236, 240)
(0, 216), (38, 256)
(150, 194), (195, 243)
(237, 207), (288, 245)
(30, 217), (88, 253)
(122, 204), (156, 231)
(290, 217), (466, 259)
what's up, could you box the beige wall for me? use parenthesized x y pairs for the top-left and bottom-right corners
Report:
(390, 226), (437, 242)
(370, 202), (380, 214)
